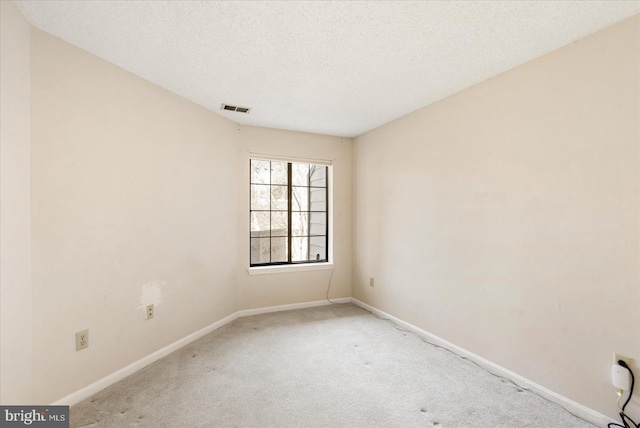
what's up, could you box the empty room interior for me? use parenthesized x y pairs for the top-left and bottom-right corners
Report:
(1, 1), (639, 427)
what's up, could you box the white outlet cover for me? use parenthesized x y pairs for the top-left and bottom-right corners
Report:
(613, 352), (633, 366)
(145, 304), (154, 320)
(75, 329), (89, 351)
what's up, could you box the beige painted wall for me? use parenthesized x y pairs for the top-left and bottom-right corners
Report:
(0, 1), (33, 404)
(237, 126), (352, 310)
(6, 1), (634, 419)
(353, 15), (639, 419)
(30, 29), (239, 404)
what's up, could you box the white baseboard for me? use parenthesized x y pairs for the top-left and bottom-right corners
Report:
(55, 296), (607, 426)
(351, 298), (611, 427)
(237, 297), (351, 318)
(52, 311), (239, 406)
(53, 297), (351, 406)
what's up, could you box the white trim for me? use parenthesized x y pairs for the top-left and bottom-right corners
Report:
(247, 262), (334, 275)
(249, 152), (333, 166)
(237, 297), (351, 317)
(51, 296), (610, 427)
(50, 298), (349, 406)
(52, 312), (239, 406)
(350, 298), (612, 427)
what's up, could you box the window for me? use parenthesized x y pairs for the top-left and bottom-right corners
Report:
(250, 159), (329, 266)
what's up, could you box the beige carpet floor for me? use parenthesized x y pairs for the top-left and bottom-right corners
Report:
(71, 303), (596, 427)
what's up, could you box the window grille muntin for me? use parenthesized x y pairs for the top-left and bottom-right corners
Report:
(250, 159), (329, 266)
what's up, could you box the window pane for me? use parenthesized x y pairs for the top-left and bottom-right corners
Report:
(310, 165), (326, 187)
(309, 211), (326, 235)
(292, 163), (309, 186)
(271, 161), (288, 185)
(309, 236), (327, 261)
(292, 186), (309, 211)
(271, 237), (288, 262)
(250, 238), (271, 264)
(250, 212), (270, 237)
(309, 187), (326, 212)
(271, 185), (288, 210)
(250, 159), (329, 267)
(291, 211), (309, 237)
(291, 237), (309, 262)
(251, 160), (270, 184)
(251, 184), (270, 210)
(271, 211), (288, 237)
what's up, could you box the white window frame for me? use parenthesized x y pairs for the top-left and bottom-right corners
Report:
(247, 153), (334, 275)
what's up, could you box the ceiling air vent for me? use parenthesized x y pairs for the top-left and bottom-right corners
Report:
(221, 104), (251, 114)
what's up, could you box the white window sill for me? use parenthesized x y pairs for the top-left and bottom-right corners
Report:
(247, 263), (334, 275)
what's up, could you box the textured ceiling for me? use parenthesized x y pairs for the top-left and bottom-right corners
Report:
(14, 1), (640, 137)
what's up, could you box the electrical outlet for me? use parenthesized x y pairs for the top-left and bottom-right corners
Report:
(613, 352), (633, 366)
(369, 277), (375, 287)
(75, 329), (89, 351)
(145, 304), (154, 320)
